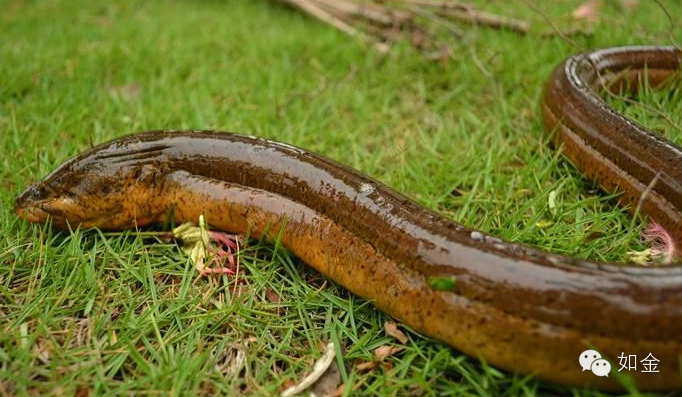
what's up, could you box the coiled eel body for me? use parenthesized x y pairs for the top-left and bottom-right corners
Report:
(15, 46), (682, 390)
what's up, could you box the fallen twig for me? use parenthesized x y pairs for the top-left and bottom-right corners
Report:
(281, 342), (337, 397)
(399, 0), (529, 34)
(283, 0), (390, 53)
(441, 7), (529, 34)
(273, 0), (532, 58)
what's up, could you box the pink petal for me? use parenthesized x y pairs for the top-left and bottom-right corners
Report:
(572, 0), (602, 22)
(210, 231), (241, 250)
(641, 222), (678, 263)
(197, 231), (243, 277)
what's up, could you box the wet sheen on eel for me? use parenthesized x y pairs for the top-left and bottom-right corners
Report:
(15, 46), (682, 390)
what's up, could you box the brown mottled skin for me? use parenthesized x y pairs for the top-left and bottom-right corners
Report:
(14, 46), (682, 391)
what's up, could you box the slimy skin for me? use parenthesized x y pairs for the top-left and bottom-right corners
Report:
(542, 46), (682, 242)
(15, 46), (682, 390)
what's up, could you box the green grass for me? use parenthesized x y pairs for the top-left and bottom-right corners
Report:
(2, 0), (681, 395)
(607, 75), (682, 146)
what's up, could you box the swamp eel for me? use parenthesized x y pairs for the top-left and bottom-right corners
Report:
(15, 46), (682, 390)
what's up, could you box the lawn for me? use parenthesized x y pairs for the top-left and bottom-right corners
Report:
(2, 0), (682, 396)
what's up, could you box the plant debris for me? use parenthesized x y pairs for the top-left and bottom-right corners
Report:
(281, 342), (337, 397)
(384, 321), (408, 344)
(572, 0), (602, 22)
(272, 0), (530, 57)
(173, 215), (244, 276)
(627, 222), (679, 265)
(374, 345), (404, 361)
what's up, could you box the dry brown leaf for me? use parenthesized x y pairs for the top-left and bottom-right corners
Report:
(266, 288), (282, 315)
(374, 345), (404, 361)
(75, 386), (91, 397)
(330, 384), (346, 397)
(572, 0), (603, 22)
(332, 383), (362, 397)
(384, 321), (408, 344)
(265, 289), (281, 304)
(280, 379), (297, 392)
(381, 361), (394, 371)
(355, 360), (377, 372)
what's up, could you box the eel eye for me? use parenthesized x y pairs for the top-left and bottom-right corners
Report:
(29, 186), (48, 201)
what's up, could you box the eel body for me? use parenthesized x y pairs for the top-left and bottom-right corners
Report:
(15, 46), (682, 390)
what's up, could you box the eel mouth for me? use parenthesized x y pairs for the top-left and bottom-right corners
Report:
(15, 184), (65, 225)
(16, 184), (44, 222)
(14, 201), (52, 224)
